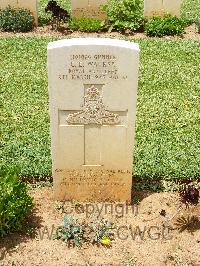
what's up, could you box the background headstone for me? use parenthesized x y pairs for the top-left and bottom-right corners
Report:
(144, 0), (182, 17)
(48, 38), (140, 202)
(71, 0), (107, 19)
(0, 0), (38, 26)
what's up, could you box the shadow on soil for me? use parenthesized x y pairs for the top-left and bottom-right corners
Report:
(0, 207), (43, 256)
(174, 215), (200, 234)
(131, 176), (166, 205)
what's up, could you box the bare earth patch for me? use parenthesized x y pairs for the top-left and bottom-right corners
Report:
(0, 24), (199, 41)
(0, 187), (199, 266)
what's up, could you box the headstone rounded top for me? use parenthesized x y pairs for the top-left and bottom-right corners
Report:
(48, 38), (140, 51)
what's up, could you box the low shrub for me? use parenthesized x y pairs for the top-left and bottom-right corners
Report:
(54, 214), (84, 246)
(38, 0), (71, 26)
(54, 215), (114, 247)
(104, 0), (144, 32)
(0, 6), (34, 32)
(182, 18), (194, 26)
(38, 11), (52, 26)
(0, 166), (33, 237)
(69, 17), (103, 32)
(145, 15), (185, 37)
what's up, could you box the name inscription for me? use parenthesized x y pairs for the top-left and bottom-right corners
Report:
(58, 54), (128, 81)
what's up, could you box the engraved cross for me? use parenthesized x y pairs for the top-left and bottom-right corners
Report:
(65, 84), (127, 166)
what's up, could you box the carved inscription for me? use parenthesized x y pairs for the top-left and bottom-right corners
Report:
(66, 85), (120, 125)
(57, 169), (131, 187)
(71, 0), (107, 19)
(58, 54), (128, 81)
(73, 7), (106, 18)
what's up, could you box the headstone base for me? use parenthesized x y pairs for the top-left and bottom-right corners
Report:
(54, 168), (132, 202)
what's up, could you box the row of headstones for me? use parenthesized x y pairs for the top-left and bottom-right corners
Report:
(0, 0), (182, 27)
(71, 0), (182, 19)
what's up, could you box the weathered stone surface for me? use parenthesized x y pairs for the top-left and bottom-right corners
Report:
(71, 0), (107, 19)
(144, 0), (182, 17)
(48, 38), (140, 202)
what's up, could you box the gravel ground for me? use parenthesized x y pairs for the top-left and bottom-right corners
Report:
(0, 187), (199, 266)
(0, 24), (199, 41)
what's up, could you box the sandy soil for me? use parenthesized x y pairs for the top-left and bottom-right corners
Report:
(0, 187), (199, 266)
(0, 24), (199, 41)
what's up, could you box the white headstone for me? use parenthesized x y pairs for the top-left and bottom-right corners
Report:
(0, 0), (38, 26)
(48, 38), (140, 202)
(71, 0), (107, 19)
(144, 0), (182, 17)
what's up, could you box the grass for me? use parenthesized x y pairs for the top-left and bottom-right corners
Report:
(181, 0), (200, 22)
(0, 38), (200, 180)
(0, 38), (51, 177)
(135, 40), (200, 180)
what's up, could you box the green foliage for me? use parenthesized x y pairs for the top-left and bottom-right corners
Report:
(91, 219), (114, 245)
(54, 214), (84, 246)
(133, 195), (142, 205)
(38, 9), (52, 26)
(0, 166), (33, 237)
(69, 17), (103, 32)
(0, 38), (51, 177)
(145, 15), (185, 37)
(0, 7), (34, 32)
(38, 0), (71, 26)
(54, 215), (114, 247)
(134, 40), (200, 180)
(181, 0), (200, 23)
(105, 0), (143, 31)
(195, 18), (200, 33)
